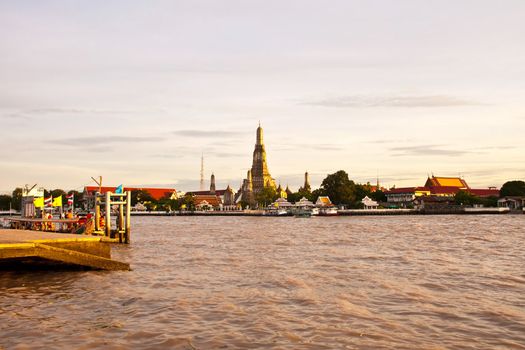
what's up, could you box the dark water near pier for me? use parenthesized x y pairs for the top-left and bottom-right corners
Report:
(1, 215), (525, 349)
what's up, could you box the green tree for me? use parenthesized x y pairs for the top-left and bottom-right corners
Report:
(454, 190), (480, 206)
(480, 196), (498, 208)
(0, 195), (12, 210)
(156, 193), (178, 212)
(131, 190), (155, 206)
(296, 188), (314, 202)
(319, 170), (356, 206)
(286, 191), (299, 204)
(354, 184), (372, 202)
(256, 187), (278, 207)
(50, 189), (66, 199)
(180, 194), (195, 211)
(11, 188), (23, 210)
(311, 188), (326, 203)
(500, 180), (525, 197)
(370, 190), (387, 202)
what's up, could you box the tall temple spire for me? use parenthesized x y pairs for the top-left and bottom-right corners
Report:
(250, 123), (275, 194)
(210, 173), (216, 194)
(256, 123), (263, 145)
(247, 169), (253, 191)
(304, 171), (311, 191)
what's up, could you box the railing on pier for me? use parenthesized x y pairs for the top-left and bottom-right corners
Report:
(94, 191), (131, 244)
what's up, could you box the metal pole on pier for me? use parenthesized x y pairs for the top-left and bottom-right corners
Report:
(105, 191), (111, 238)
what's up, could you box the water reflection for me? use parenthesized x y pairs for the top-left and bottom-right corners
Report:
(1, 215), (524, 349)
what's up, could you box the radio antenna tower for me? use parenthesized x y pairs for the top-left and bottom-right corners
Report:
(200, 154), (205, 191)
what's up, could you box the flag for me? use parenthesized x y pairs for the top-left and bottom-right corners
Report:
(52, 195), (62, 207)
(115, 184), (123, 194)
(33, 197), (44, 208)
(44, 196), (52, 207)
(67, 193), (74, 206)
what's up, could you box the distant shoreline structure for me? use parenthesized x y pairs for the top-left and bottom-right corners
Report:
(103, 207), (516, 217)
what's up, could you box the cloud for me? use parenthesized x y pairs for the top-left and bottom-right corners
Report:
(273, 143), (346, 152)
(301, 95), (480, 108)
(172, 130), (245, 138)
(0, 107), (167, 122)
(51, 136), (164, 147)
(152, 150), (244, 159)
(27, 107), (164, 115)
(390, 145), (471, 157)
(0, 113), (31, 123)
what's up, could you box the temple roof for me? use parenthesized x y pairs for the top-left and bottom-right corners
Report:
(315, 196), (333, 206)
(194, 194), (222, 207)
(425, 176), (469, 189)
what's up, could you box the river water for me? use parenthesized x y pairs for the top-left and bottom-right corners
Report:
(1, 215), (524, 349)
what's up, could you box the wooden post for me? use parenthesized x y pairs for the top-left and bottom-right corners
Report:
(95, 194), (101, 232)
(118, 201), (124, 243)
(125, 191), (131, 244)
(105, 191), (111, 238)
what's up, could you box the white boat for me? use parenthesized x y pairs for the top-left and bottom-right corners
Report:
(277, 209), (289, 216)
(319, 207), (338, 216)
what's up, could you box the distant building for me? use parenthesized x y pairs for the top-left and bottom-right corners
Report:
(424, 176), (469, 189)
(222, 185), (237, 210)
(251, 123), (276, 194)
(83, 186), (177, 209)
(385, 176), (499, 208)
(361, 196), (379, 209)
(237, 124), (276, 207)
(235, 169), (256, 208)
(295, 197), (315, 208)
(384, 187), (431, 207)
(84, 186), (177, 200)
(284, 185), (293, 199)
(315, 196), (333, 207)
(194, 194), (222, 211)
(271, 197), (293, 208)
(299, 172), (311, 192)
(276, 184), (288, 199)
(498, 197), (525, 210)
(187, 174), (237, 210)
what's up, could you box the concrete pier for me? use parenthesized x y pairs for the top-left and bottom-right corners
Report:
(0, 230), (130, 270)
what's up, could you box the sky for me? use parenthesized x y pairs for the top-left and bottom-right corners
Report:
(1, 0), (524, 193)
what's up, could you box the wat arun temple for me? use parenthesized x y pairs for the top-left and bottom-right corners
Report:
(235, 124), (276, 207)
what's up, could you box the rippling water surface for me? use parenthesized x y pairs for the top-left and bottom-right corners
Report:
(1, 215), (525, 349)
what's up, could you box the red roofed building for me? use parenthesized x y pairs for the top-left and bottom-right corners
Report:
(468, 188), (500, 198)
(385, 176), (500, 208)
(425, 176), (469, 189)
(83, 186), (177, 210)
(194, 195), (222, 210)
(384, 187), (431, 207)
(186, 173), (238, 210)
(84, 186), (177, 201)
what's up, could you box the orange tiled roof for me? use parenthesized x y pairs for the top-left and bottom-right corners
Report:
(316, 196), (333, 206)
(425, 176), (469, 189)
(194, 194), (222, 207)
(84, 186), (176, 200)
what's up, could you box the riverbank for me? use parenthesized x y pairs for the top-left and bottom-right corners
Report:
(171, 207), (515, 216)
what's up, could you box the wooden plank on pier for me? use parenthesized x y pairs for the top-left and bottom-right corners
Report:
(34, 243), (130, 271)
(0, 229), (129, 270)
